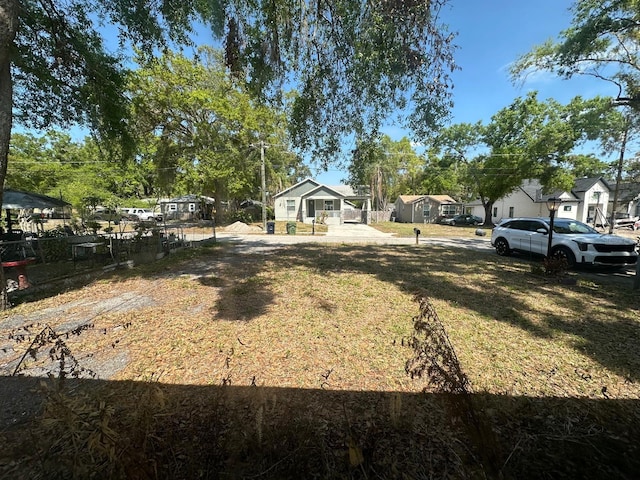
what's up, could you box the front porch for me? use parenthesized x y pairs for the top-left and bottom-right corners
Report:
(301, 197), (371, 225)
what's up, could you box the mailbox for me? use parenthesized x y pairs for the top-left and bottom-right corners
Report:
(413, 227), (420, 245)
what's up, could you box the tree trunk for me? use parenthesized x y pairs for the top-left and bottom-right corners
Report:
(0, 0), (18, 310)
(482, 200), (494, 227)
(608, 121), (628, 234)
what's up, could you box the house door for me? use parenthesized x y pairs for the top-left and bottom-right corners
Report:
(307, 200), (315, 219)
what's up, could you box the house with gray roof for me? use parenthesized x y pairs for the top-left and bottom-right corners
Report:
(272, 178), (371, 224)
(610, 182), (640, 220)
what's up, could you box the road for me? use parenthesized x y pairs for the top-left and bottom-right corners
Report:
(195, 223), (637, 281)
(203, 223), (494, 251)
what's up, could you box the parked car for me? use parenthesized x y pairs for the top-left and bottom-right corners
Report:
(121, 208), (163, 222)
(440, 214), (483, 226)
(90, 208), (121, 222)
(491, 217), (638, 268)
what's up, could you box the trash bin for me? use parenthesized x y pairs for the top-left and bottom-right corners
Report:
(286, 222), (297, 235)
(267, 221), (275, 234)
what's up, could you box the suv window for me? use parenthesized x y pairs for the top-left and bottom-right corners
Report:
(553, 219), (597, 234)
(502, 219), (546, 232)
(505, 220), (528, 230)
(523, 220), (546, 232)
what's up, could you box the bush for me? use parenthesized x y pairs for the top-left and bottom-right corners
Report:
(39, 227), (72, 262)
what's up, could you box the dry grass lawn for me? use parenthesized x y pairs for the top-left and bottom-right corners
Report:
(1, 240), (639, 478)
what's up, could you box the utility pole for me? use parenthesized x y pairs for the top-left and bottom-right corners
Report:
(259, 140), (267, 232)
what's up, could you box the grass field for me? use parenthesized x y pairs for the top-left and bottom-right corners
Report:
(1, 240), (639, 478)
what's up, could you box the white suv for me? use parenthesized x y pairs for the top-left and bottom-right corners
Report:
(491, 217), (638, 267)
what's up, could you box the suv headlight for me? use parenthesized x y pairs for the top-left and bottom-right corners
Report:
(573, 240), (589, 251)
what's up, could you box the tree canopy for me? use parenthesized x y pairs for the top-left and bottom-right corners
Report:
(4, 0), (457, 167)
(347, 135), (423, 210)
(128, 47), (305, 220)
(431, 93), (617, 225)
(511, 0), (640, 108)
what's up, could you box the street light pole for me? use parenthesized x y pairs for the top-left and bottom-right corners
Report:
(546, 197), (562, 258)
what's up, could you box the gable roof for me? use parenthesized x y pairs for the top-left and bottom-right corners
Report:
(273, 178), (320, 198)
(302, 184), (347, 199)
(426, 195), (458, 204)
(161, 194), (214, 204)
(396, 195), (427, 205)
(572, 177), (611, 193)
(615, 182), (640, 202)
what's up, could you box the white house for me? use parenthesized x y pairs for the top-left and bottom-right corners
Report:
(466, 177), (611, 226)
(272, 178), (371, 224)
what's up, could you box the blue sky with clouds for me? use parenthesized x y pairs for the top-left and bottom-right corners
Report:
(315, 0), (618, 185)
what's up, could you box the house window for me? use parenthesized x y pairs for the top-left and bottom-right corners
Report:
(441, 204), (456, 216)
(563, 205), (572, 212)
(188, 203), (196, 212)
(324, 200), (334, 210)
(423, 206), (430, 218)
(286, 200), (295, 212)
(493, 207), (498, 218)
(508, 207), (514, 218)
(168, 203), (177, 212)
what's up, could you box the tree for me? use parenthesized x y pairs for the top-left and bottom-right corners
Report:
(511, 1), (640, 226)
(433, 93), (612, 225)
(566, 153), (612, 178)
(129, 48), (301, 221)
(347, 135), (422, 211)
(7, 131), (140, 214)
(511, 0), (640, 107)
(427, 122), (484, 200)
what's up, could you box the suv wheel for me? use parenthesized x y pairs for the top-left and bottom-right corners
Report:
(495, 238), (510, 256)
(552, 246), (576, 268)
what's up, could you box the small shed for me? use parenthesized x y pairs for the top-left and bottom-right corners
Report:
(160, 194), (215, 221)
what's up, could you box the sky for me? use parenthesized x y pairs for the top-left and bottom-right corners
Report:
(314, 0), (617, 186)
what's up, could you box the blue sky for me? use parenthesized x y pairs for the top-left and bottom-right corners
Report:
(315, 0), (617, 185)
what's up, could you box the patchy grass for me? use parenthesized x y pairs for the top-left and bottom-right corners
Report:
(1, 243), (639, 478)
(372, 220), (487, 237)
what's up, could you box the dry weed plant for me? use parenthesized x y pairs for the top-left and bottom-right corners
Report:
(10, 323), (97, 379)
(542, 256), (569, 278)
(406, 293), (501, 477)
